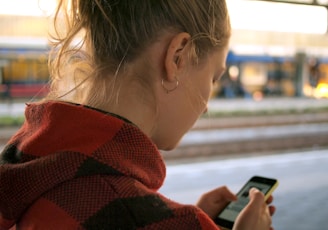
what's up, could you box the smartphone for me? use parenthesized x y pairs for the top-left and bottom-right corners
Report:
(214, 175), (279, 229)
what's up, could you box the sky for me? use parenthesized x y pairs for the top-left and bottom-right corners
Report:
(0, 0), (327, 34)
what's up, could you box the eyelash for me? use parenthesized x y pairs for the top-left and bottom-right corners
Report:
(214, 69), (227, 84)
(213, 74), (222, 84)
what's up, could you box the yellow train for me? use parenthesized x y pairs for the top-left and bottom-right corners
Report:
(1, 43), (327, 99)
(0, 42), (49, 98)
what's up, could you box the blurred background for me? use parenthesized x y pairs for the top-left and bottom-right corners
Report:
(0, 0), (328, 229)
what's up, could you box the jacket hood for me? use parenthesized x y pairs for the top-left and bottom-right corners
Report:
(0, 101), (166, 229)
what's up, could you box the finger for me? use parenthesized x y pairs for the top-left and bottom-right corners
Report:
(266, 195), (274, 204)
(269, 205), (276, 216)
(206, 186), (238, 202)
(219, 186), (238, 202)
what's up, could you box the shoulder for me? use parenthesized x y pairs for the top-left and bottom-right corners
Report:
(18, 176), (219, 230)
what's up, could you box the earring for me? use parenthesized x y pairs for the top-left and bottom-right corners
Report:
(161, 77), (179, 94)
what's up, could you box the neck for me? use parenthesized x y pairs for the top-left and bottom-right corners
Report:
(99, 81), (157, 138)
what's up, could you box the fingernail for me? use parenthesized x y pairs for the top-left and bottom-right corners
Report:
(250, 187), (259, 193)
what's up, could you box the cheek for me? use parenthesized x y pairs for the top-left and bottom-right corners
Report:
(198, 76), (213, 103)
(204, 83), (213, 100)
(188, 84), (211, 119)
(188, 74), (213, 113)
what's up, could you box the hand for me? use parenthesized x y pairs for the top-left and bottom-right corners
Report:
(233, 188), (276, 230)
(196, 186), (237, 219)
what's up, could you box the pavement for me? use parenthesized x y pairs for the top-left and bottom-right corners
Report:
(160, 148), (328, 230)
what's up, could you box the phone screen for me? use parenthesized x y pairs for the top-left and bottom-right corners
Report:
(215, 176), (278, 229)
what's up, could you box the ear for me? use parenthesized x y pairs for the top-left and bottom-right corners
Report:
(164, 32), (191, 82)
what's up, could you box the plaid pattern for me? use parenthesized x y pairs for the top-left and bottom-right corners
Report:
(0, 101), (220, 230)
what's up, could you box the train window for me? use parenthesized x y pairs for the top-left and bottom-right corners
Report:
(3, 55), (49, 83)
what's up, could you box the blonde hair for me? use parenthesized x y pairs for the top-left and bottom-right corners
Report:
(48, 0), (231, 107)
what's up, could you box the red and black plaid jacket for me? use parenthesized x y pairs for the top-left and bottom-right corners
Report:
(0, 101), (220, 230)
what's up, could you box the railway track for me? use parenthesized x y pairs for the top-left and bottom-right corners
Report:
(161, 112), (328, 160)
(1, 112), (328, 159)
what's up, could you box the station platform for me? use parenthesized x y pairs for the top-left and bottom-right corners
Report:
(1, 97), (327, 117)
(207, 97), (328, 114)
(1, 97), (328, 154)
(1, 98), (328, 230)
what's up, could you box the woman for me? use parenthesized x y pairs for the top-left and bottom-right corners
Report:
(0, 0), (275, 229)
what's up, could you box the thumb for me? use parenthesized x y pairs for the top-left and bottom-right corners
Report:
(248, 188), (265, 208)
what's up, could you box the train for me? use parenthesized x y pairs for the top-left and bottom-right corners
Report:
(215, 50), (328, 99)
(0, 39), (50, 99)
(0, 40), (328, 100)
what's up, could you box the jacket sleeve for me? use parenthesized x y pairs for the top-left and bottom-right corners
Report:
(196, 209), (221, 230)
(147, 202), (221, 230)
